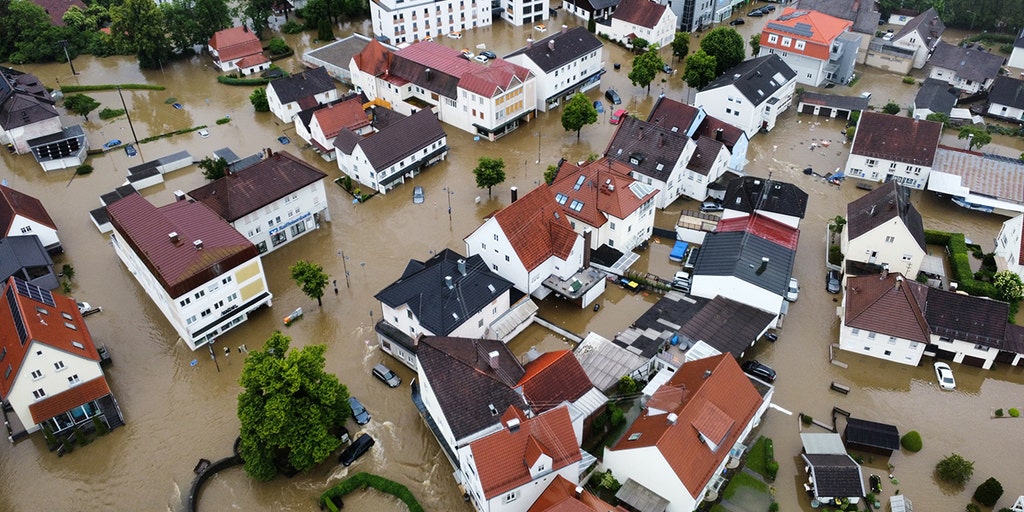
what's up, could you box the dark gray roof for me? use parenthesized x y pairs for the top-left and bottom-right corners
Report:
(0, 68), (58, 131)
(723, 176), (808, 219)
(678, 296), (776, 358)
(846, 181), (925, 251)
(795, 0), (880, 34)
(355, 108), (446, 171)
(893, 7), (944, 46)
(686, 136), (724, 177)
(701, 54), (796, 106)
(504, 27), (602, 73)
(563, 0), (619, 13)
(303, 33), (378, 69)
(798, 91), (869, 112)
(988, 76), (1024, 110)
(268, 66), (335, 104)
(924, 286), (1009, 349)
(1016, 28), (1024, 49)
(374, 249), (513, 336)
(613, 294), (710, 358)
(928, 42), (1006, 84)
(803, 454), (865, 499)
(693, 230), (796, 296)
(914, 78), (957, 114)
(605, 115), (690, 182)
(416, 336), (527, 441)
(0, 236), (54, 285)
(844, 417), (900, 452)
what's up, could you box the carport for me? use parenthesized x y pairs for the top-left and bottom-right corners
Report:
(797, 92), (869, 121)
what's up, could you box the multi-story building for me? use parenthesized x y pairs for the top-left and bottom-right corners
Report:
(842, 182), (926, 278)
(757, 8), (860, 87)
(596, 0), (676, 50)
(265, 67), (338, 124)
(695, 54), (797, 138)
(844, 112), (942, 189)
(0, 184), (63, 255)
(370, 0), (494, 46)
(503, 26), (604, 112)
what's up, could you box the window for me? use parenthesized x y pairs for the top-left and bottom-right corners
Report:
(867, 332), (876, 340)
(768, 34), (778, 44)
(31, 369), (42, 379)
(795, 40), (805, 50)
(888, 336), (897, 345)
(885, 236), (895, 243)
(20, 226), (32, 233)
(504, 491), (519, 504)
(555, 193), (568, 204)
(569, 200), (584, 212)
(67, 374), (80, 385)
(866, 159), (877, 167)
(54, 361), (65, 371)
(781, 37), (791, 47)
(32, 389), (46, 399)
(610, 222), (616, 230)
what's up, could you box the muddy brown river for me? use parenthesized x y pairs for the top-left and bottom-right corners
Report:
(2, 10), (1024, 511)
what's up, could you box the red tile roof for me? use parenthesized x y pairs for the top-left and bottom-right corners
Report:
(612, 0), (669, 29)
(549, 158), (658, 228)
(0, 184), (57, 236)
(312, 96), (370, 140)
(31, 0), (86, 25)
(236, 54), (270, 69)
(518, 350), (595, 413)
(392, 41), (533, 98)
(459, 59), (533, 98)
(851, 112), (942, 166)
(845, 273), (930, 344)
(470, 406), (581, 499)
(490, 184), (580, 271)
(208, 26), (264, 63)
(105, 194), (259, 299)
(608, 354), (763, 496)
(354, 39), (394, 77)
(528, 475), (624, 512)
(29, 376), (110, 424)
(761, 9), (852, 60)
(715, 214), (800, 251)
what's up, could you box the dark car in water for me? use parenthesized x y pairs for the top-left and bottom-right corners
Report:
(338, 433), (375, 466)
(348, 396), (370, 425)
(605, 89), (622, 105)
(826, 270), (841, 294)
(742, 360), (777, 383)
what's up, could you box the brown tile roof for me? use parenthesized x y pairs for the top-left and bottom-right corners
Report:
(647, 97), (701, 132)
(188, 151), (326, 222)
(528, 475), (623, 512)
(387, 41), (533, 99)
(460, 59), (533, 98)
(208, 26), (264, 63)
(105, 194), (259, 299)
(236, 54), (270, 69)
(612, 0), (668, 29)
(694, 115), (745, 150)
(715, 214), (800, 251)
(29, 376), (110, 424)
(470, 406), (581, 499)
(518, 350), (595, 413)
(490, 184), (580, 271)
(844, 273), (931, 344)
(846, 181), (925, 251)
(311, 96), (369, 140)
(549, 158), (658, 229)
(0, 276), (101, 398)
(0, 184), (57, 235)
(31, 0), (86, 25)
(608, 354), (763, 495)
(851, 111), (942, 166)
(353, 39), (394, 77)
(687, 136), (725, 177)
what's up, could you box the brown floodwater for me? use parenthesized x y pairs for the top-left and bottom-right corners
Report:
(2, 12), (1024, 512)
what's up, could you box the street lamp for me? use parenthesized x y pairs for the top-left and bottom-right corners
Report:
(535, 130), (541, 164)
(966, 133), (974, 150)
(337, 251), (350, 288)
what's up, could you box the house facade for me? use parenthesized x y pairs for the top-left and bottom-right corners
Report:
(987, 76), (1024, 121)
(294, 94), (370, 156)
(0, 184), (62, 255)
(842, 182), (927, 278)
(560, 0), (618, 24)
(266, 67), (338, 124)
(0, 236), (58, 290)
(795, 0), (882, 64)
(928, 41), (1006, 94)
(647, 97), (750, 173)
(604, 115), (697, 208)
(207, 26), (270, 75)
(889, 8), (944, 69)
(912, 78), (957, 120)
(757, 9), (859, 87)
(0, 68), (62, 155)
(845, 112), (942, 189)
(0, 277), (124, 439)
(1010, 29), (1024, 70)
(995, 214), (1024, 279)
(695, 54), (797, 138)
(106, 193), (273, 351)
(503, 26), (604, 112)
(596, 0), (676, 49)
(369, 0), (493, 47)
(500, 0), (550, 26)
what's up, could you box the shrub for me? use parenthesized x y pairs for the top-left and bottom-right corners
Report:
(902, 76), (916, 84)
(900, 431), (922, 452)
(801, 414), (813, 425)
(76, 165), (93, 175)
(1000, 43), (1014, 54)
(1010, 408), (1020, 417)
(215, 117), (231, 125)
(973, 477), (1004, 507)
(936, 453), (974, 485)
(882, 102), (901, 115)
(829, 245), (844, 265)
(766, 459), (779, 481)
(92, 416), (109, 436)
(320, 472), (424, 512)
(598, 469), (622, 493)
(281, 20), (304, 33)
(768, 503), (779, 512)
(609, 403), (626, 428)
(996, 408), (1004, 417)
(618, 375), (640, 394)
(967, 504), (981, 512)
(98, 108), (125, 120)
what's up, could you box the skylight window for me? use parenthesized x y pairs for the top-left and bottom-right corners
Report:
(555, 193), (568, 204)
(628, 433), (642, 441)
(569, 200), (584, 212)
(573, 175), (586, 191)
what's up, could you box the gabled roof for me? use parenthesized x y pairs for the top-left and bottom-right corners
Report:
(388, 41), (533, 99)
(844, 273), (931, 344)
(851, 111), (941, 166)
(693, 114), (746, 150)
(353, 38), (394, 77)
(677, 296), (776, 358)
(794, 0), (880, 34)
(608, 355), (763, 496)
(613, 293), (710, 359)
(208, 26), (264, 62)
(528, 475), (620, 512)
(30, 0), (86, 25)
(844, 417), (900, 452)
(236, 54), (271, 69)
(549, 158), (658, 228)
(928, 41), (1006, 83)
(460, 59), (534, 98)
(893, 7), (944, 46)
(355, 108), (447, 171)
(504, 27), (603, 73)
(764, 9), (853, 60)
(488, 184), (580, 272)
(29, 376), (111, 424)
(802, 453), (865, 499)
(0, 184), (57, 235)
(694, 225), (797, 296)
(914, 78), (957, 114)
(188, 151), (327, 222)
(0, 235), (53, 283)
(0, 69), (59, 131)
(374, 249), (513, 336)
(311, 96), (370, 140)
(611, 0), (669, 29)
(417, 336), (527, 441)
(714, 215), (800, 251)
(647, 97), (701, 133)
(268, 67), (335, 104)
(723, 176), (808, 219)
(988, 76), (1024, 110)
(105, 194), (258, 299)
(470, 406), (581, 499)
(846, 181), (926, 251)
(700, 54), (796, 106)
(924, 285), (1009, 348)
(0, 276), (101, 398)
(931, 146), (1024, 205)
(518, 350), (595, 413)
(605, 115), (691, 182)
(686, 137), (725, 177)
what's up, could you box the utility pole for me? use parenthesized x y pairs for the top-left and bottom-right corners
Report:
(117, 86), (144, 161)
(57, 40), (77, 76)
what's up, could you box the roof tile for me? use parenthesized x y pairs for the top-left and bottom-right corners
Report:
(851, 111), (941, 166)
(490, 185), (581, 271)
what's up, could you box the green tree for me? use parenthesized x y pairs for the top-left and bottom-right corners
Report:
(241, 0), (276, 38)
(900, 430), (922, 452)
(631, 37), (649, 52)
(63, 94), (100, 120)
(958, 126), (991, 151)
(926, 112), (950, 128)
(110, 0), (172, 69)
(544, 164), (558, 185)
(618, 375), (640, 394)
(238, 332), (351, 481)
(198, 156), (230, 181)
(290, 260), (329, 307)
(699, 27), (745, 75)
(628, 49), (664, 95)
(317, 18), (335, 41)
(561, 93), (598, 139)
(973, 477), (1003, 507)
(749, 33), (761, 55)
(936, 453), (974, 485)
(882, 101), (901, 115)
(473, 157), (506, 198)
(162, 0), (231, 51)
(670, 31), (690, 61)
(993, 270), (1024, 303)
(0, 0), (61, 63)
(267, 37), (290, 55)
(683, 49), (717, 90)
(250, 87), (270, 112)
(587, 16), (596, 33)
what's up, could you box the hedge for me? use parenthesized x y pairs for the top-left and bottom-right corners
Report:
(60, 84), (165, 92)
(924, 229), (998, 298)
(217, 75), (273, 86)
(320, 472), (424, 512)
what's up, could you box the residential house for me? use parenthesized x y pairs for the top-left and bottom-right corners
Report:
(207, 26), (270, 75)
(796, 91), (869, 121)
(0, 236), (59, 290)
(266, 67), (338, 123)
(0, 276), (124, 439)
(889, 8), (945, 69)
(842, 181), (926, 278)
(373, 249), (521, 370)
(460, 406), (581, 512)
(757, 9), (860, 87)
(928, 42), (1006, 94)
(106, 193), (273, 351)
(515, 349), (607, 444)
(1010, 28), (1024, 70)
(602, 354), (772, 512)
(844, 111), (942, 189)
(664, 0), (713, 33)
(293, 94), (370, 156)
(604, 116), (702, 208)
(31, 0), (86, 25)
(503, 26), (604, 112)
(721, 176), (808, 229)
(986, 76), (1024, 121)
(464, 184), (605, 307)
(527, 474), (619, 511)
(0, 184), (62, 255)
(560, 0), (618, 25)
(1, 68), (86, 171)
(501, 0), (549, 26)
(912, 78), (957, 120)
(334, 107), (448, 195)
(368, 0), (494, 46)
(302, 33), (384, 86)
(695, 54), (797, 138)
(927, 145), (1024, 216)
(548, 157), (658, 252)
(350, 40), (537, 141)
(596, 0), (676, 50)
(800, 433), (865, 506)
(996, 214), (1024, 278)
(647, 96), (750, 173)
(795, 0), (881, 64)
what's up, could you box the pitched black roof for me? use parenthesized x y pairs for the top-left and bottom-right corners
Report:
(0, 235), (53, 284)
(678, 296), (776, 358)
(605, 115), (690, 182)
(844, 417), (900, 452)
(701, 54), (796, 106)
(374, 249), (513, 336)
(723, 176), (808, 219)
(923, 286), (1009, 349)
(268, 66), (335, 104)
(504, 27), (603, 73)
(0, 68), (58, 131)
(929, 42), (1005, 84)
(914, 78), (957, 114)
(357, 108), (447, 171)
(803, 454), (865, 499)
(846, 181), (925, 251)
(893, 7), (944, 46)
(693, 231), (796, 296)
(612, 293), (710, 358)
(988, 76), (1024, 110)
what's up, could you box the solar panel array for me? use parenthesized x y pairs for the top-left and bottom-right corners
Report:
(15, 278), (55, 307)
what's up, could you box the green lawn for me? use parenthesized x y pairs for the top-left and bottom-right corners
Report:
(710, 504), (733, 512)
(746, 436), (772, 479)
(722, 471), (768, 500)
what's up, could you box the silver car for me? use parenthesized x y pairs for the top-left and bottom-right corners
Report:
(372, 364), (401, 388)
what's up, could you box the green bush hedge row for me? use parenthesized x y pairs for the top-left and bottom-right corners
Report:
(61, 84), (165, 92)
(321, 472), (424, 512)
(925, 229), (998, 298)
(217, 75), (272, 86)
(137, 126), (207, 145)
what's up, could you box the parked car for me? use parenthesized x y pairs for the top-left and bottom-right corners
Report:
(372, 363), (401, 387)
(480, 50), (497, 59)
(748, 9), (764, 16)
(934, 362), (956, 390)
(103, 139), (122, 149)
(764, 332), (779, 342)
(610, 109), (628, 124)
(786, 277), (800, 302)
(826, 270), (841, 294)
(474, 54), (488, 63)
(662, 64), (673, 74)
(741, 360), (777, 383)
(348, 396), (371, 425)
(593, 100), (604, 113)
(198, 129), (210, 138)
(764, 5), (775, 11)
(338, 433), (375, 466)
(447, 31), (463, 39)
(77, 301), (91, 314)
(605, 89), (622, 105)
(700, 201), (723, 213)
(672, 270), (691, 292)
(684, 247), (700, 270)
(412, 186), (425, 204)
(729, 18), (746, 25)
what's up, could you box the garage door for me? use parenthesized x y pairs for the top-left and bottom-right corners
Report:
(995, 350), (1017, 364)
(835, 109), (849, 121)
(961, 355), (986, 368)
(801, 104), (815, 115)
(932, 347), (956, 361)
(818, 107), (832, 118)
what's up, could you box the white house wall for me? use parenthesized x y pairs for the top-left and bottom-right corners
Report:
(987, 102), (1024, 121)
(892, 34), (934, 69)
(506, 46), (603, 112)
(417, 369), (460, 459)
(231, 181), (328, 254)
(467, 218), (531, 293)
(3, 117), (62, 155)
(691, 275), (783, 315)
(459, 443), (577, 512)
(602, 445), (696, 512)
(1010, 47), (1024, 70)
(5, 215), (59, 251)
(994, 215), (1024, 277)
(7, 341), (104, 433)
(844, 154), (930, 189)
(268, 87), (339, 124)
(370, 0), (494, 47)
(929, 67), (992, 94)
(696, 81), (794, 139)
(842, 222), (926, 277)
(932, 335), (999, 369)
(838, 323), (925, 365)
(502, 0), (549, 27)
(759, 48), (825, 87)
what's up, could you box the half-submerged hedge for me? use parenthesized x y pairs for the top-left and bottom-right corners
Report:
(321, 472), (424, 512)
(60, 84), (165, 93)
(924, 229), (998, 298)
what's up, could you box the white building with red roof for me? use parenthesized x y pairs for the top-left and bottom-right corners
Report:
(757, 8), (860, 87)
(350, 39), (537, 141)
(597, 0), (677, 49)
(105, 193), (272, 350)
(292, 94), (371, 155)
(207, 26), (270, 75)
(0, 184), (62, 255)
(602, 354), (771, 512)
(0, 276), (124, 440)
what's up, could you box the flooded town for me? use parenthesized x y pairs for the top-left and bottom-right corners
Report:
(3, 1), (1024, 511)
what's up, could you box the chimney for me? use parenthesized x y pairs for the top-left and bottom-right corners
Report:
(667, 412), (678, 424)
(168, 232), (179, 244)
(243, 25), (248, 32)
(561, 24), (568, 34)
(511, 186), (518, 202)
(704, 369), (712, 379)
(445, 275), (454, 289)
(583, 229), (592, 267)
(869, 204), (877, 216)
(526, 38), (534, 48)
(548, 39), (555, 51)
(658, 133), (665, 148)
(756, 257), (769, 275)
(193, 239), (203, 250)
(457, 258), (467, 276)
(425, 68), (432, 81)
(574, 486), (583, 499)
(488, 350), (500, 369)
(507, 417), (521, 432)
(895, 275), (904, 291)
(266, 147), (273, 158)
(715, 128), (724, 142)
(638, 127), (644, 140)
